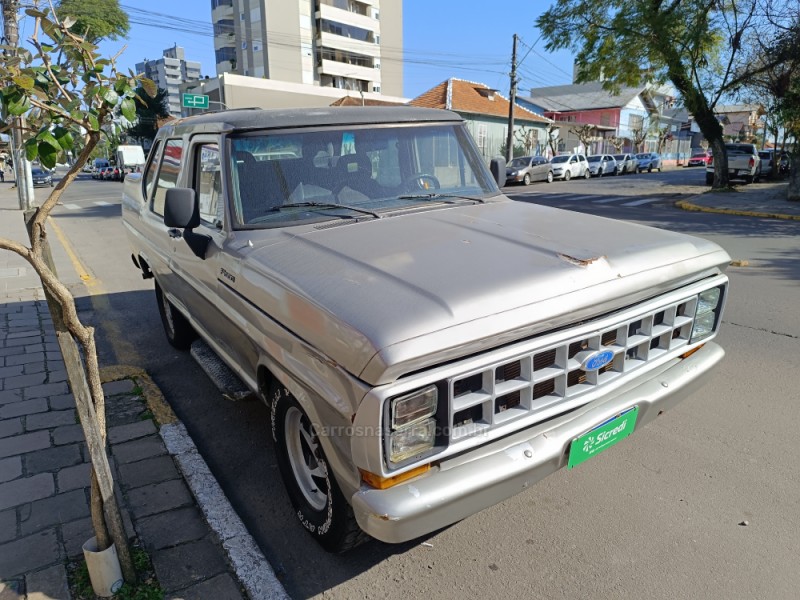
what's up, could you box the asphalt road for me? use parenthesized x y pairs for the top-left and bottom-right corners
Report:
(44, 168), (800, 599)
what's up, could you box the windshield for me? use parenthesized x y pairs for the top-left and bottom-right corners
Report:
(613, 155), (626, 161)
(32, 169), (47, 175)
(587, 155), (602, 162)
(636, 153), (649, 159)
(550, 156), (569, 163)
(508, 157), (531, 168)
(229, 123), (496, 228)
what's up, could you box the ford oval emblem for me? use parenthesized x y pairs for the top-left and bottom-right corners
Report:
(582, 349), (615, 371)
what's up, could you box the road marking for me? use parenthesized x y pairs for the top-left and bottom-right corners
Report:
(47, 216), (143, 365)
(621, 197), (665, 206)
(94, 201), (111, 206)
(592, 197), (631, 204)
(62, 203), (82, 210)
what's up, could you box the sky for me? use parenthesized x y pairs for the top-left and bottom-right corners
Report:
(59, 1), (577, 100)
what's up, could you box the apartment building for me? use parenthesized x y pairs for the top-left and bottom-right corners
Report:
(135, 46), (202, 117)
(211, 0), (402, 97)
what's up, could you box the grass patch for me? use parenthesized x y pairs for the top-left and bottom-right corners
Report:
(68, 544), (163, 600)
(704, 185), (739, 193)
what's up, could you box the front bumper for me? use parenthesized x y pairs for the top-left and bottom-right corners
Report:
(352, 342), (724, 543)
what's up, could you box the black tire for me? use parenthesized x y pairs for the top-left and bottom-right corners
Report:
(271, 384), (367, 553)
(598, 168), (603, 178)
(584, 168), (591, 179)
(523, 173), (531, 186)
(546, 171), (553, 183)
(648, 166), (653, 173)
(743, 175), (753, 184)
(564, 169), (572, 181)
(154, 282), (196, 350)
(705, 172), (714, 185)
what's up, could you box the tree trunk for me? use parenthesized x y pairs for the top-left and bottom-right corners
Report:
(788, 152), (800, 201)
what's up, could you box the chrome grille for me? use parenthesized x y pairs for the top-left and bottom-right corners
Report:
(447, 294), (699, 441)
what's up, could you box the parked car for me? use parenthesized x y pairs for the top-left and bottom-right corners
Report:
(612, 154), (638, 175)
(92, 167), (107, 180)
(550, 153), (590, 180)
(505, 156), (553, 185)
(636, 153), (662, 172)
(586, 155), (617, 177)
(31, 167), (53, 187)
(123, 106), (729, 553)
(705, 143), (760, 184)
(758, 150), (775, 177)
(687, 149), (712, 167)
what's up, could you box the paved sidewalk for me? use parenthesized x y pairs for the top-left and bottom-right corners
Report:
(676, 180), (800, 220)
(0, 181), (285, 598)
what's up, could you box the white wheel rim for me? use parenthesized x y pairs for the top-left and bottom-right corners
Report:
(285, 406), (327, 511)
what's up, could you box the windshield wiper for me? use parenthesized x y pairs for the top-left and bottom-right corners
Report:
(270, 202), (381, 219)
(396, 193), (485, 204)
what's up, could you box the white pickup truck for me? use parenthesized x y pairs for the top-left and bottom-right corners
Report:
(706, 142), (761, 184)
(122, 107), (730, 552)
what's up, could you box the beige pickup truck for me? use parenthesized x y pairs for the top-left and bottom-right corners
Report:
(122, 107), (730, 552)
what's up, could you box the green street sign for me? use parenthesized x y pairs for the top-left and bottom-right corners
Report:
(182, 93), (209, 109)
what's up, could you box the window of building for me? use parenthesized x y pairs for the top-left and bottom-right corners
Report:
(215, 47), (236, 64)
(240, 13), (245, 20)
(253, 43), (261, 52)
(241, 41), (247, 50)
(152, 139), (184, 216)
(211, 0), (233, 7)
(372, 85), (380, 93)
(629, 114), (644, 130)
(319, 19), (373, 42)
(213, 19), (234, 35)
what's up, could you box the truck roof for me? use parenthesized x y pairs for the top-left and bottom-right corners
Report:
(160, 106), (463, 137)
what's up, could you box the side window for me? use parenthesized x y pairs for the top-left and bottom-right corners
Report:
(142, 140), (162, 200)
(152, 139), (184, 216)
(194, 143), (223, 228)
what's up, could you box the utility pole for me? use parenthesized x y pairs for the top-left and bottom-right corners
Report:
(505, 33), (518, 164)
(1, 0), (34, 210)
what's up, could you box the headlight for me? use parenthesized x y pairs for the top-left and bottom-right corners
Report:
(389, 419), (436, 463)
(391, 385), (437, 428)
(691, 285), (725, 342)
(388, 385), (438, 464)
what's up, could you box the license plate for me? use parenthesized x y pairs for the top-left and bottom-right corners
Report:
(567, 406), (639, 469)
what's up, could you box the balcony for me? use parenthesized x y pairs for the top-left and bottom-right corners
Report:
(212, 3), (234, 22)
(319, 58), (380, 83)
(318, 4), (379, 33)
(319, 31), (380, 58)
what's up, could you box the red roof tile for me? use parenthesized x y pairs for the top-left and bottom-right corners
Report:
(410, 78), (549, 124)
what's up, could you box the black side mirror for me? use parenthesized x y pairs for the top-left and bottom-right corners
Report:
(490, 157), (506, 188)
(164, 187), (210, 260)
(164, 187), (200, 228)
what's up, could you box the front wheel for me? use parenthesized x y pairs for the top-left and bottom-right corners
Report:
(154, 282), (196, 350)
(523, 173), (531, 186)
(546, 171), (553, 183)
(564, 169), (572, 181)
(583, 168), (591, 179)
(271, 385), (367, 553)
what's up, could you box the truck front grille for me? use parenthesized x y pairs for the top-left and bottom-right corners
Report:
(447, 295), (698, 441)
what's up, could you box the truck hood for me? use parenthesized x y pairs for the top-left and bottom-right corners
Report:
(237, 200), (730, 385)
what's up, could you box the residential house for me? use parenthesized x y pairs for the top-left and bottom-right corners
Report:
(410, 78), (551, 162)
(714, 104), (765, 143)
(517, 82), (690, 162)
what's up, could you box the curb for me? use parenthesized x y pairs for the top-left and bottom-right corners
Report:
(674, 197), (800, 221)
(101, 365), (290, 600)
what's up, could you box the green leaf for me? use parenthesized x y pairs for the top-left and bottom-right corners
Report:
(36, 129), (61, 152)
(120, 97), (135, 121)
(7, 94), (31, 116)
(52, 126), (74, 150)
(24, 138), (39, 161)
(62, 16), (76, 30)
(38, 142), (58, 169)
(88, 113), (99, 130)
(24, 8), (47, 18)
(139, 77), (157, 99)
(100, 87), (118, 106)
(12, 75), (34, 90)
